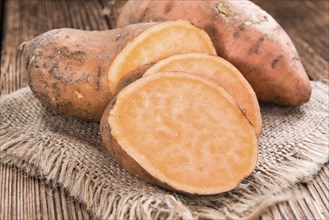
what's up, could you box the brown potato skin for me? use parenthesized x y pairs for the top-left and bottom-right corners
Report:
(100, 97), (179, 194)
(112, 0), (312, 106)
(21, 24), (152, 121)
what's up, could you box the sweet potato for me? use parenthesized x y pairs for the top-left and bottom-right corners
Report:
(144, 53), (262, 136)
(109, 0), (312, 106)
(21, 21), (216, 121)
(100, 72), (258, 195)
(108, 20), (216, 94)
(21, 25), (149, 121)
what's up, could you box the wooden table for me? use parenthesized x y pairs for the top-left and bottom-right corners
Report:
(1, 1), (328, 219)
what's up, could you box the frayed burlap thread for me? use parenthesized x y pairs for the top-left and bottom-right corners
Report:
(1, 81), (328, 219)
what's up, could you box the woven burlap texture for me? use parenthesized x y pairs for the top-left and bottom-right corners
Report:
(1, 81), (328, 219)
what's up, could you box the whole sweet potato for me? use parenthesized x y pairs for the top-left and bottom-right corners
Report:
(109, 0), (312, 106)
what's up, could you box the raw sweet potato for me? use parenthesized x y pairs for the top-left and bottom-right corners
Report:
(100, 72), (258, 195)
(144, 53), (262, 136)
(109, 0), (312, 106)
(21, 21), (216, 121)
(21, 25), (149, 121)
(108, 20), (216, 94)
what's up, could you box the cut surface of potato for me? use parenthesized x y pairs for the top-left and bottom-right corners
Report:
(103, 72), (258, 195)
(108, 20), (217, 94)
(144, 53), (262, 136)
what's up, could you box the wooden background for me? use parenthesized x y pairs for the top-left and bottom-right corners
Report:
(1, 0), (328, 219)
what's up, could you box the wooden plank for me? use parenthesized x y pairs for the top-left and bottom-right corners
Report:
(0, 0), (6, 55)
(0, 164), (93, 220)
(0, 165), (7, 219)
(319, 170), (329, 192)
(270, 205), (285, 220)
(287, 200), (306, 220)
(307, 182), (329, 217)
(301, 184), (327, 219)
(30, 170), (39, 220)
(277, 202), (297, 220)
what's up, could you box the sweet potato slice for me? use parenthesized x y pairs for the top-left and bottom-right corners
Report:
(144, 53), (262, 136)
(108, 20), (217, 94)
(101, 72), (258, 195)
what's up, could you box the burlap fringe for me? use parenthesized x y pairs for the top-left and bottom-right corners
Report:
(1, 120), (328, 219)
(0, 122), (194, 219)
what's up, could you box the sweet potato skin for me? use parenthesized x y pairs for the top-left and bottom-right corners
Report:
(21, 25), (152, 121)
(112, 0), (312, 106)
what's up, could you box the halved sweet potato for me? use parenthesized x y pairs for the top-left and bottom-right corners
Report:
(22, 21), (216, 121)
(100, 72), (258, 195)
(108, 20), (217, 94)
(144, 53), (262, 136)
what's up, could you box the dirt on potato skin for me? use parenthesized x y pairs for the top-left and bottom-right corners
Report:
(21, 24), (152, 121)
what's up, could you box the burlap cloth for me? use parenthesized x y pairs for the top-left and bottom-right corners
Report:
(1, 81), (328, 219)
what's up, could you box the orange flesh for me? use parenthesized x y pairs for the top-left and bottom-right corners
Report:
(144, 53), (262, 136)
(109, 72), (258, 194)
(108, 21), (216, 94)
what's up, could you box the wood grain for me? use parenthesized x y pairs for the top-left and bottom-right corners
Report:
(0, 0), (328, 219)
(0, 165), (93, 220)
(0, 0), (109, 95)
